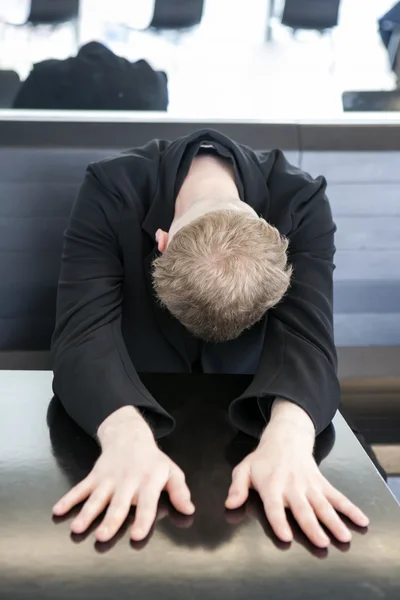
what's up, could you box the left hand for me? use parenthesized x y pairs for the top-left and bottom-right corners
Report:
(225, 415), (369, 548)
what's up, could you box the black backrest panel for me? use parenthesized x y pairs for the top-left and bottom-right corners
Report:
(0, 118), (399, 350)
(0, 119), (301, 352)
(302, 150), (400, 347)
(28, 0), (80, 24)
(281, 0), (340, 31)
(0, 147), (120, 350)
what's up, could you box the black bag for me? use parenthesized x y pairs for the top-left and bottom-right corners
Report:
(13, 42), (169, 111)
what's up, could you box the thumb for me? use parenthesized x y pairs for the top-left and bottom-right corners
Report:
(225, 464), (251, 509)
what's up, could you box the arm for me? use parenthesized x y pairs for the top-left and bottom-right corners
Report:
(51, 164), (193, 543)
(51, 163), (174, 439)
(265, 152), (339, 433)
(230, 150), (340, 437)
(226, 153), (369, 547)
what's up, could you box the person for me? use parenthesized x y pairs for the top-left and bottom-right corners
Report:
(378, 2), (400, 87)
(13, 41), (168, 111)
(51, 128), (369, 548)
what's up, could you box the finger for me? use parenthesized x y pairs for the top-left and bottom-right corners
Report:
(52, 475), (95, 516)
(165, 471), (195, 515)
(131, 484), (162, 541)
(260, 492), (293, 543)
(225, 504), (247, 526)
(288, 494), (330, 548)
(155, 504), (169, 522)
(225, 465), (251, 509)
(169, 511), (195, 529)
(95, 484), (136, 542)
(71, 483), (113, 534)
(325, 485), (370, 528)
(308, 491), (351, 543)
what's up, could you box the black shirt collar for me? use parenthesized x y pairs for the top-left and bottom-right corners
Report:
(141, 128), (267, 242)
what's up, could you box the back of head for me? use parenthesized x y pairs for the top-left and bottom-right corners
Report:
(152, 209), (292, 342)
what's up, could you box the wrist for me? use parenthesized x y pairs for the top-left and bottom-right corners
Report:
(270, 398), (315, 435)
(259, 422), (314, 454)
(258, 399), (315, 453)
(97, 406), (155, 449)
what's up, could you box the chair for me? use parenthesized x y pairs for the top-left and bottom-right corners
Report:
(0, 70), (21, 107)
(149, 0), (204, 31)
(1, 0), (80, 49)
(120, 0), (204, 75)
(141, 0), (205, 48)
(281, 0), (341, 34)
(120, 0), (204, 39)
(27, 0), (80, 25)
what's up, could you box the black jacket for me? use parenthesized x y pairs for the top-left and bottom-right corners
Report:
(51, 129), (339, 440)
(13, 42), (168, 111)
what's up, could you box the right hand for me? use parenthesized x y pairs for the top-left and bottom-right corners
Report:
(52, 407), (194, 543)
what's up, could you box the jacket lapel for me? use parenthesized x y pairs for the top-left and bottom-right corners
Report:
(141, 127), (270, 243)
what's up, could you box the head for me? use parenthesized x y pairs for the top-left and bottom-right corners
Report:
(152, 197), (292, 343)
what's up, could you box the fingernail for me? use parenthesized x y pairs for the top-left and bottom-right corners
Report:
(97, 527), (108, 539)
(360, 515), (370, 527)
(321, 536), (330, 546)
(132, 528), (144, 540)
(71, 520), (83, 532)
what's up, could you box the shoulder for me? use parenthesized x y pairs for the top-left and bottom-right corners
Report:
(257, 148), (326, 202)
(95, 138), (171, 172)
(254, 149), (332, 239)
(87, 138), (172, 203)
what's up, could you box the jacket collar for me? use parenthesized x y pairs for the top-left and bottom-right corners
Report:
(141, 129), (271, 367)
(141, 128), (269, 242)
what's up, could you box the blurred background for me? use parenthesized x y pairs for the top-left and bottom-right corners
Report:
(1, 0), (400, 115)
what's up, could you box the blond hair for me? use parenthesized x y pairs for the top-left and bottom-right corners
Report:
(152, 209), (292, 343)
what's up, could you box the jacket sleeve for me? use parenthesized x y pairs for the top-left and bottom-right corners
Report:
(51, 164), (175, 439)
(229, 151), (340, 437)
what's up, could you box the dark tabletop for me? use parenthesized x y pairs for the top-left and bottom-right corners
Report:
(0, 371), (399, 600)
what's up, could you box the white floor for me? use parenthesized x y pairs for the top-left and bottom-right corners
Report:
(0, 0), (397, 118)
